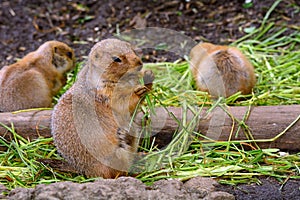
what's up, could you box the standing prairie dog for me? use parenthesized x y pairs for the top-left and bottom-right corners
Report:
(0, 41), (75, 112)
(51, 39), (154, 178)
(189, 42), (256, 98)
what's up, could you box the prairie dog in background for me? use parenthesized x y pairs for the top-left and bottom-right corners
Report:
(51, 38), (154, 178)
(190, 42), (256, 98)
(0, 41), (75, 112)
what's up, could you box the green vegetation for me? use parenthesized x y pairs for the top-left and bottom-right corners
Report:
(134, 9), (299, 184)
(0, 123), (96, 190)
(0, 3), (299, 190)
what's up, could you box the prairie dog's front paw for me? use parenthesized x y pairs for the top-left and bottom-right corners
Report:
(134, 85), (148, 97)
(143, 70), (155, 85)
(143, 70), (154, 90)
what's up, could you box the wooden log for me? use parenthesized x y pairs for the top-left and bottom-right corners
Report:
(0, 105), (299, 151)
(138, 105), (300, 151)
(0, 110), (52, 142)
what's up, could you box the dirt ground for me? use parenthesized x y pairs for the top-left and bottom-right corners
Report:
(1, 0), (299, 66)
(0, 0), (300, 199)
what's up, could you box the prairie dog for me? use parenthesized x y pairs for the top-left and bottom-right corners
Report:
(190, 42), (256, 97)
(51, 39), (154, 178)
(0, 41), (75, 112)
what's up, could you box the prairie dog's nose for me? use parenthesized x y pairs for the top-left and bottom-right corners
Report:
(126, 52), (142, 67)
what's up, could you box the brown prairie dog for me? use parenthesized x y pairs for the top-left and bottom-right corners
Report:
(0, 41), (75, 112)
(189, 42), (256, 98)
(51, 38), (154, 178)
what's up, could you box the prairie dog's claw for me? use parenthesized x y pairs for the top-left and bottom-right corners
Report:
(134, 86), (148, 97)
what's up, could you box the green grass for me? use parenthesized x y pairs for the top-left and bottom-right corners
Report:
(141, 25), (300, 107)
(0, 123), (97, 190)
(0, 3), (299, 189)
(134, 19), (299, 185)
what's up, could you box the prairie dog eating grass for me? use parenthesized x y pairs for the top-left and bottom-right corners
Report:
(51, 39), (154, 178)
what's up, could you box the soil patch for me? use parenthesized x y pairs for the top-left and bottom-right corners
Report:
(0, 0), (299, 66)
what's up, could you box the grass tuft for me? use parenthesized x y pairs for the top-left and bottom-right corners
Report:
(0, 124), (96, 190)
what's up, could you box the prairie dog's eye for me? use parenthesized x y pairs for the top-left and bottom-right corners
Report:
(112, 56), (122, 63)
(66, 52), (73, 59)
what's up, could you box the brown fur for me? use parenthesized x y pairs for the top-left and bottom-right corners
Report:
(51, 39), (154, 178)
(0, 41), (75, 112)
(190, 42), (256, 97)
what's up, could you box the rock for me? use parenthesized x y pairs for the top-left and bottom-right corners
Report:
(5, 177), (234, 200)
(0, 184), (9, 199)
(183, 177), (235, 200)
(184, 176), (218, 193)
(152, 179), (207, 199)
(7, 187), (34, 200)
(204, 191), (235, 200)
